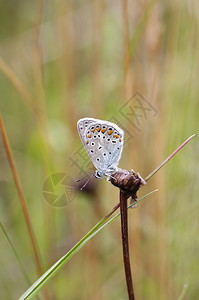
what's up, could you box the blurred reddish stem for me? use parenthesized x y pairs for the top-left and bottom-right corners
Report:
(0, 57), (36, 112)
(0, 115), (43, 277)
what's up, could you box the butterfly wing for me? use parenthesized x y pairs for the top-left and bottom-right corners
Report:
(77, 118), (98, 147)
(77, 118), (124, 173)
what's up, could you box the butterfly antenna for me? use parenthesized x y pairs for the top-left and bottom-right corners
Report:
(76, 172), (94, 182)
(80, 173), (94, 190)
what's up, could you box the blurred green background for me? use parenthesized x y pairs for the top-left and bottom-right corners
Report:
(0, 1), (198, 299)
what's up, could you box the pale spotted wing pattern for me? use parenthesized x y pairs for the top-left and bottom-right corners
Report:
(77, 118), (124, 178)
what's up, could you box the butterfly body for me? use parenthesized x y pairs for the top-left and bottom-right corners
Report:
(77, 118), (124, 180)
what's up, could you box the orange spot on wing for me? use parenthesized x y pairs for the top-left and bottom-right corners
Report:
(96, 127), (101, 132)
(86, 140), (89, 144)
(91, 129), (95, 133)
(88, 134), (91, 138)
(107, 130), (113, 135)
(101, 128), (106, 133)
(119, 138), (121, 142)
(113, 134), (119, 138)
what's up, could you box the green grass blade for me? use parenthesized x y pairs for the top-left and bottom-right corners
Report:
(0, 222), (31, 285)
(177, 284), (188, 300)
(19, 189), (158, 300)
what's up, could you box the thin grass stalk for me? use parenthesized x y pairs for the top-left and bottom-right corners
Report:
(0, 58), (51, 168)
(59, 2), (78, 130)
(146, 5), (167, 296)
(0, 58), (36, 113)
(91, 0), (103, 116)
(121, 2), (136, 294)
(121, 0), (133, 96)
(130, 0), (157, 57)
(18, 133), (195, 299)
(177, 284), (188, 300)
(0, 222), (31, 285)
(33, 0), (46, 120)
(0, 115), (43, 277)
(32, 0), (52, 164)
(145, 134), (195, 182)
(0, 223), (43, 300)
(115, 133), (195, 300)
(19, 190), (157, 300)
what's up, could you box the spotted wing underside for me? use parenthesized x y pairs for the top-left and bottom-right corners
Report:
(77, 118), (124, 172)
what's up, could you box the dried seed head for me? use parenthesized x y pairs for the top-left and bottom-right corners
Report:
(109, 168), (146, 200)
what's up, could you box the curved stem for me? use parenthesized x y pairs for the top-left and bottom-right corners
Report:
(120, 190), (135, 300)
(0, 115), (43, 276)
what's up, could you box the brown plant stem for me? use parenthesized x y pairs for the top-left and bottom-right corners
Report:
(109, 133), (195, 300)
(120, 190), (135, 300)
(0, 115), (43, 277)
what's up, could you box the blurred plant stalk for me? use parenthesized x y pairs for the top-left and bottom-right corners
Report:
(0, 115), (43, 277)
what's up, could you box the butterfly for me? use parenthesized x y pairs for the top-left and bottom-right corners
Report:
(77, 118), (124, 180)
